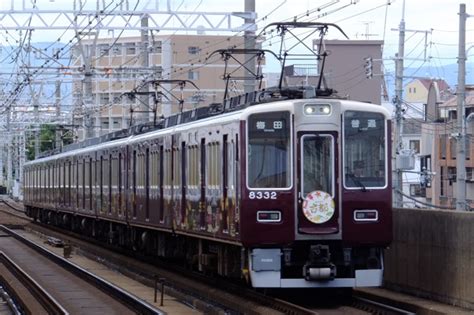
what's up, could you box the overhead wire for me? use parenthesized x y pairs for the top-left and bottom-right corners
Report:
(0, 0), (126, 115)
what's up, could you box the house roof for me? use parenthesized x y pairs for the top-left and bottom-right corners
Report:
(415, 78), (450, 91)
(440, 85), (474, 108)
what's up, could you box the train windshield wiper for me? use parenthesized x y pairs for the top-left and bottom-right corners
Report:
(349, 174), (367, 192)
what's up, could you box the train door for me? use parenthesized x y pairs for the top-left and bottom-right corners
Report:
(119, 146), (127, 220)
(297, 132), (339, 235)
(162, 136), (173, 226)
(148, 142), (162, 225)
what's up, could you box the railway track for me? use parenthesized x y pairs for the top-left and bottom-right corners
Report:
(25, 221), (411, 315)
(0, 284), (20, 315)
(352, 294), (416, 315)
(0, 198), (417, 314)
(0, 224), (162, 315)
(0, 250), (67, 314)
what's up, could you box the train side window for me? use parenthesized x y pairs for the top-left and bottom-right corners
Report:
(51, 164), (53, 203)
(62, 162), (65, 205)
(223, 135), (229, 190)
(173, 145), (181, 189)
(133, 149), (137, 218)
(164, 149), (172, 187)
(44, 165), (52, 202)
(89, 157), (93, 211)
(159, 145), (165, 222)
(44, 165), (47, 203)
(109, 153), (112, 214)
(181, 142), (186, 189)
(38, 167), (40, 203)
(222, 134), (228, 233)
(206, 144), (211, 188)
(58, 162), (61, 203)
(36, 167), (38, 202)
(82, 158), (86, 209)
(39, 167), (41, 202)
(206, 143), (214, 188)
(68, 161), (72, 207)
(92, 157), (97, 212)
(59, 162), (62, 204)
(146, 148), (150, 219)
(40, 166), (42, 203)
(235, 134), (239, 161)
(75, 160), (79, 208)
(48, 165), (51, 203)
(60, 162), (63, 204)
(76, 159), (80, 209)
(99, 156), (103, 213)
(83, 159), (87, 209)
(216, 142), (222, 188)
(119, 152), (123, 216)
(102, 155), (107, 213)
(206, 143), (215, 187)
(187, 145), (199, 188)
(206, 142), (221, 189)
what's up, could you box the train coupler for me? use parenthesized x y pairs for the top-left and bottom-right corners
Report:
(303, 244), (336, 281)
(303, 263), (336, 281)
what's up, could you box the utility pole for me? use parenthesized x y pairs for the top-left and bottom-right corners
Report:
(74, 0), (99, 139)
(138, 14), (150, 124)
(26, 32), (41, 159)
(456, 3), (467, 211)
(393, 1), (406, 208)
(55, 68), (62, 150)
(0, 140), (3, 187)
(83, 50), (95, 140)
(244, 0), (256, 94)
(6, 106), (12, 194)
(18, 131), (25, 200)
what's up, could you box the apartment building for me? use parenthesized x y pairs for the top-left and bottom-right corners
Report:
(316, 40), (384, 105)
(421, 85), (474, 209)
(71, 34), (246, 140)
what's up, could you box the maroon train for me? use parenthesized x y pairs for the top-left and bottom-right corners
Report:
(23, 93), (392, 288)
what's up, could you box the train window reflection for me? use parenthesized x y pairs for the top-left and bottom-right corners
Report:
(344, 111), (386, 189)
(247, 111), (291, 189)
(301, 135), (334, 196)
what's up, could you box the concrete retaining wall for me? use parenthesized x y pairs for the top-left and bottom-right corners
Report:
(384, 208), (474, 309)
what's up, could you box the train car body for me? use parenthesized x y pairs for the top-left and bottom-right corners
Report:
(23, 97), (392, 288)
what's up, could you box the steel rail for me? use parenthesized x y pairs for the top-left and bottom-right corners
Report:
(0, 225), (163, 315)
(353, 295), (416, 315)
(0, 251), (68, 315)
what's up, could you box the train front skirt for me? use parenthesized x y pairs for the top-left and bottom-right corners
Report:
(249, 248), (384, 288)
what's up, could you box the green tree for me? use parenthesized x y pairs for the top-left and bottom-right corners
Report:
(26, 124), (74, 160)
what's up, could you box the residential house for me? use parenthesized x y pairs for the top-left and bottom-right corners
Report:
(405, 78), (450, 103)
(421, 85), (474, 209)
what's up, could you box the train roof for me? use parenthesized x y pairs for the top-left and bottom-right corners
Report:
(25, 87), (390, 166)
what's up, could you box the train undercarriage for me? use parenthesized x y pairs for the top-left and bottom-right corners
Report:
(26, 206), (384, 288)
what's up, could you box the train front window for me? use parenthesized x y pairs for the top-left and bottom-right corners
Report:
(247, 111), (291, 189)
(301, 135), (334, 196)
(343, 111), (387, 189)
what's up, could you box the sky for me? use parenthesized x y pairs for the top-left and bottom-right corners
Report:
(0, 0), (471, 60)
(0, 0), (472, 84)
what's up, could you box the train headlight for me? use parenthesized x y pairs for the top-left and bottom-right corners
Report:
(304, 104), (331, 116)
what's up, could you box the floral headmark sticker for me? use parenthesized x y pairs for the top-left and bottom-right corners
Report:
(302, 190), (335, 224)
